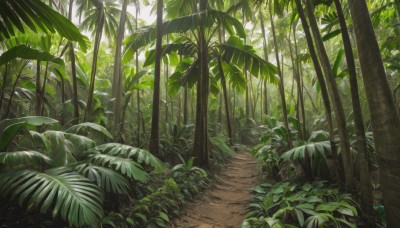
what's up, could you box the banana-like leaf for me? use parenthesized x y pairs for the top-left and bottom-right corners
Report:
(0, 45), (64, 66)
(0, 116), (59, 150)
(0, 0), (89, 51)
(89, 154), (149, 182)
(0, 150), (52, 168)
(0, 168), (104, 227)
(75, 164), (130, 194)
(123, 9), (245, 63)
(219, 36), (279, 83)
(86, 143), (165, 173)
(165, 0), (197, 19)
(144, 42), (197, 67)
(65, 122), (113, 140)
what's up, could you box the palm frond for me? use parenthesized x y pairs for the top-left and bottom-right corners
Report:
(0, 45), (64, 66)
(219, 36), (279, 83)
(89, 154), (149, 182)
(144, 42), (197, 67)
(123, 9), (245, 63)
(75, 164), (130, 194)
(0, 0), (89, 51)
(65, 122), (113, 140)
(86, 143), (165, 173)
(0, 150), (52, 168)
(0, 168), (104, 227)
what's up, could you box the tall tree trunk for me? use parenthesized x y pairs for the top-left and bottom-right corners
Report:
(183, 84), (188, 125)
(193, 0), (209, 167)
(348, 0), (400, 225)
(268, 2), (292, 149)
(0, 64), (8, 112)
(293, 26), (307, 138)
(40, 62), (49, 116)
(149, 0), (163, 156)
(36, 61), (42, 116)
(85, 5), (105, 121)
(305, 0), (354, 190)
(218, 57), (233, 145)
(294, 0), (341, 183)
(260, 10), (269, 117)
(333, 0), (375, 225)
(135, 5), (141, 147)
(69, 0), (79, 123)
(112, 0), (128, 139)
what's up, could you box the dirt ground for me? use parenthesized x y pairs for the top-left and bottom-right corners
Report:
(170, 152), (259, 228)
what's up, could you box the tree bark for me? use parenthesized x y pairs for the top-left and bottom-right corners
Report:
(268, 2), (292, 149)
(193, 0), (209, 167)
(333, 0), (375, 225)
(149, 0), (163, 156)
(305, 0), (354, 190)
(218, 58), (233, 145)
(348, 0), (400, 225)
(85, 4), (105, 121)
(112, 0), (128, 140)
(294, 0), (341, 183)
(69, 0), (79, 123)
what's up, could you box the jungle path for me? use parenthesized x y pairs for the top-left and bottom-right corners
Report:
(171, 152), (259, 228)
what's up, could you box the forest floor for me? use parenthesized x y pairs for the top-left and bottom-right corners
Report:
(171, 151), (259, 228)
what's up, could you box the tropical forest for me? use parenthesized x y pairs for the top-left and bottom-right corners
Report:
(0, 0), (399, 227)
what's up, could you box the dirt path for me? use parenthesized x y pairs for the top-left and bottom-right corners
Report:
(171, 152), (259, 228)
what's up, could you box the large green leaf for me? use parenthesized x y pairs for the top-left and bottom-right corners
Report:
(89, 154), (149, 182)
(123, 9), (245, 63)
(0, 0), (89, 51)
(86, 143), (165, 173)
(0, 45), (64, 65)
(75, 164), (130, 194)
(219, 36), (279, 83)
(0, 168), (104, 227)
(65, 122), (113, 140)
(144, 42), (197, 67)
(0, 150), (52, 168)
(0, 116), (59, 150)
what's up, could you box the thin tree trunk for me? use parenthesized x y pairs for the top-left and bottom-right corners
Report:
(4, 63), (26, 119)
(40, 62), (49, 116)
(36, 61), (42, 116)
(149, 0), (163, 156)
(268, 2), (292, 149)
(85, 5), (105, 121)
(135, 5), (141, 147)
(293, 26), (307, 138)
(260, 10), (269, 117)
(348, 0), (400, 225)
(183, 84), (188, 125)
(294, 0), (341, 183)
(305, 0), (354, 190)
(218, 57), (233, 145)
(0, 65), (8, 112)
(112, 0), (128, 140)
(333, 0), (375, 225)
(69, 0), (79, 123)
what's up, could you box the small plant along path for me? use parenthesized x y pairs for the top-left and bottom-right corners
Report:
(172, 151), (259, 228)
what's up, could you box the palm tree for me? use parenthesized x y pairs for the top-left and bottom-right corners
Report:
(79, 0), (120, 121)
(348, 0), (400, 225)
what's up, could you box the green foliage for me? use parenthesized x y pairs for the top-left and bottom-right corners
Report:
(0, 45), (64, 66)
(0, 0), (89, 51)
(0, 168), (104, 227)
(128, 178), (185, 227)
(243, 181), (359, 228)
(0, 150), (52, 168)
(85, 143), (165, 173)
